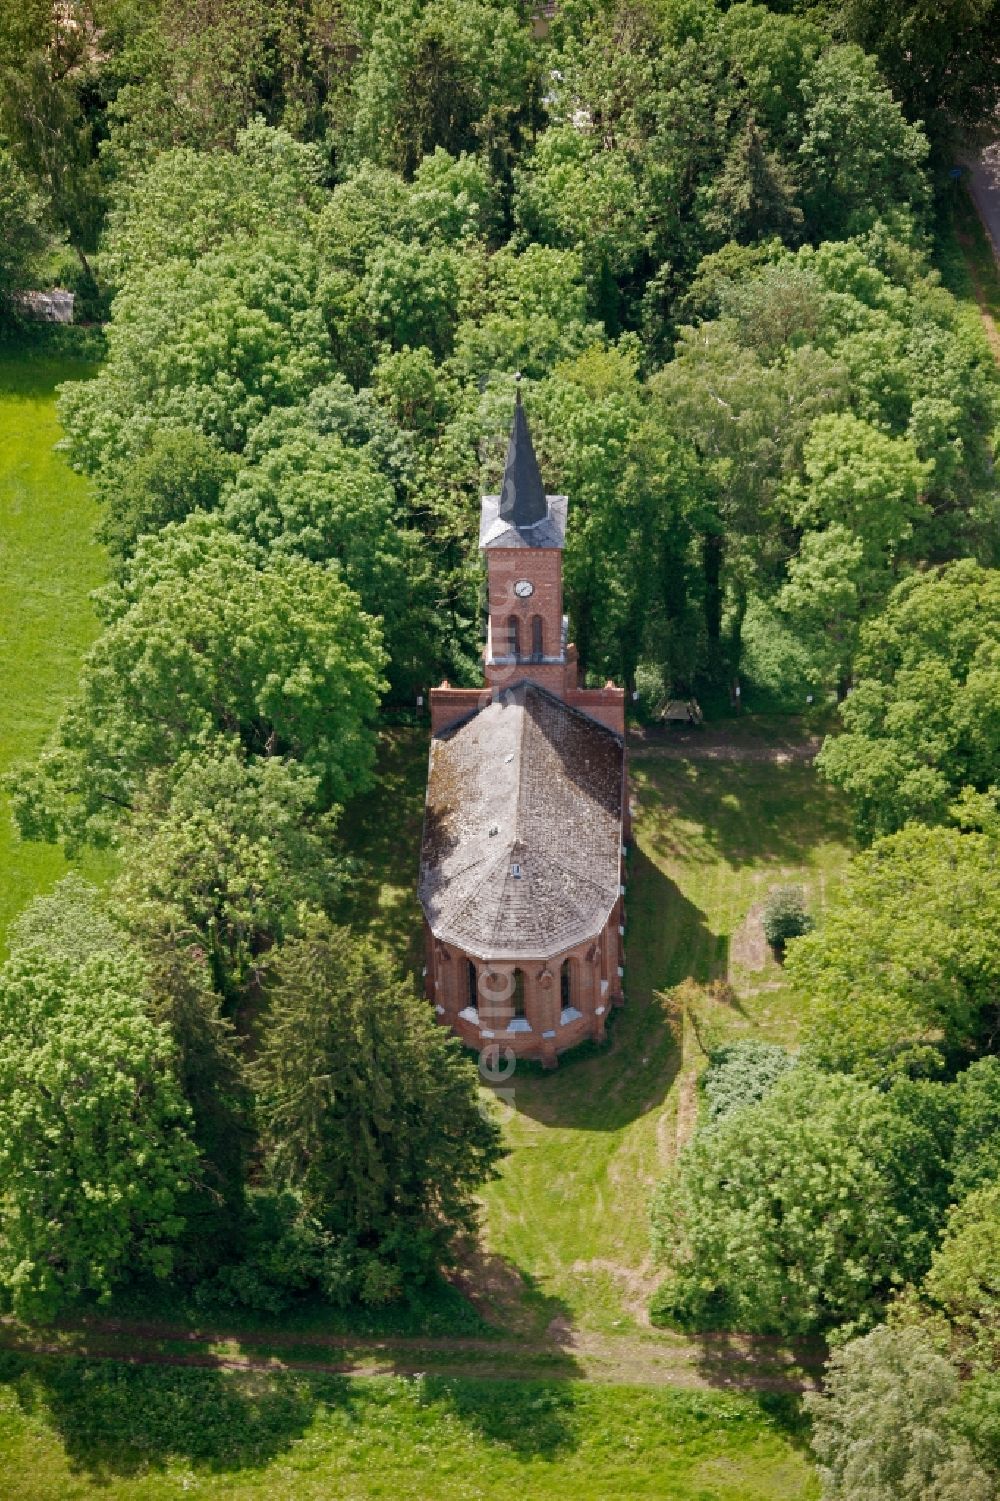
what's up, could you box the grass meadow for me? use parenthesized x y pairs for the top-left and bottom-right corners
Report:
(0, 343), (114, 956)
(0, 717), (842, 1493)
(339, 724), (854, 1337)
(0, 1358), (820, 1500)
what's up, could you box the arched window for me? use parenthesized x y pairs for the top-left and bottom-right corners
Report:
(512, 968), (526, 1018)
(531, 614), (544, 661)
(560, 959), (572, 1009)
(507, 614), (520, 658)
(467, 959), (478, 1010)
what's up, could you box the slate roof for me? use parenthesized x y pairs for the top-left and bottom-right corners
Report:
(500, 393), (547, 527)
(419, 682), (625, 961)
(479, 394), (567, 549)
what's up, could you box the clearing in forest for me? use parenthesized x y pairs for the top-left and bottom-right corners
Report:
(340, 721), (855, 1336)
(0, 346), (113, 955)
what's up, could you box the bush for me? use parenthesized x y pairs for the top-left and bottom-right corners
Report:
(196, 1190), (356, 1315)
(649, 1274), (730, 1331)
(632, 660), (667, 722)
(807, 1323), (995, 1501)
(700, 1040), (794, 1124)
(762, 885), (812, 950)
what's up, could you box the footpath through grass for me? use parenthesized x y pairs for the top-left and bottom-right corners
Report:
(0, 333), (842, 1492)
(0, 1356), (819, 1500)
(0, 340), (113, 955)
(341, 720), (854, 1338)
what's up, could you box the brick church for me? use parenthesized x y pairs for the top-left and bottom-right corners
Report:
(418, 392), (628, 1067)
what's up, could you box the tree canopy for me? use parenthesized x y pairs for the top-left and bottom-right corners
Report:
(651, 1067), (947, 1335)
(113, 748), (342, 1004)
(0, 900), (198, 1322)
(806, 1323), (995, 1501)
(7, 527), (387, 847)
(817, 563), (1000, 837)
(252, 915), (505, 1294)
(786, 823), (1000, 1081)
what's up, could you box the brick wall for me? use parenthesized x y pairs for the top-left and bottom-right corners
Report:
(566, 686), (626, 736)
(486, 546), (563, 664)
(429, 686), (492, 735)
(426, 907), (625, 1067)
(484, 659), (570, 696)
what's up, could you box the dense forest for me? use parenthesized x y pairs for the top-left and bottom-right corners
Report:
(0, 3), (998, 1497)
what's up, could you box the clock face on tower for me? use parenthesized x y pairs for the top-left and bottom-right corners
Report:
(514, 578), (534, 599)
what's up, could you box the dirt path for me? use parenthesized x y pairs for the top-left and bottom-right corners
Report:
(964, 143), (1000, 268)
(0, 1313), (825, 1394)
(628, 725), (821, 764)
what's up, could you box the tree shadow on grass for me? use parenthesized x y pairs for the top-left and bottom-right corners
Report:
(420, 1371), (580, 1459)
(686, 1329), (826, 1397)
(0, 1349), (334, 1479)
(0, 1329), (586, 1480)
(628, 841), (728, 991)
(447, 1240), (584, 1345)
(633, 754), (853, 874)
(0, 333), (100, 397)
(334, 726), (428, 971)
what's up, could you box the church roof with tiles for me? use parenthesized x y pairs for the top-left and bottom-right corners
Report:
(418, 681), (625, 961)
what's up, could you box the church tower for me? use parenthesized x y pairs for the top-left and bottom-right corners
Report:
(428, 391), (624, 736)
(479, 387), (573, 699)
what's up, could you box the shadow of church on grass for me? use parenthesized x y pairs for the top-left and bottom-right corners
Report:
(502, 843), (723, 1134)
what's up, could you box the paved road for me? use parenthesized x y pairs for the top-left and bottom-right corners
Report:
(965, 142), (1000, 262)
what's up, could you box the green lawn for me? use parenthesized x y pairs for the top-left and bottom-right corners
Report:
(340, 725), (855, 1337)
(481, 744), (853, 1334)
(0, 343), (113, 955)
(0, 1358), (819, 1500)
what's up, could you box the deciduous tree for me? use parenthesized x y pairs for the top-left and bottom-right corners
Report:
(788, 824), (1000, 1080)
(652, 1067), (947, 1335)
(817, 562), (1000, 837)
(0, 145), (51, 309)
(114, 748), (341, 1004)
(0, 912), (198, 1322)
(7, 527), (386, 846)
(807, 1323), (995, 1501)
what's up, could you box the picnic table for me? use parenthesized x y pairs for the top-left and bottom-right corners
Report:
(662, 698), (704, 725)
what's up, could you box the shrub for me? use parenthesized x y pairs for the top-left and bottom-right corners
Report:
(762, 884), (812, 950)
(196, 1190), (356, 1315)
(700, 1040), (794, 1124)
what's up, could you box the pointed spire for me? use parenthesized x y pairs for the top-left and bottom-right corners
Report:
(499, 380), (548, 530)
